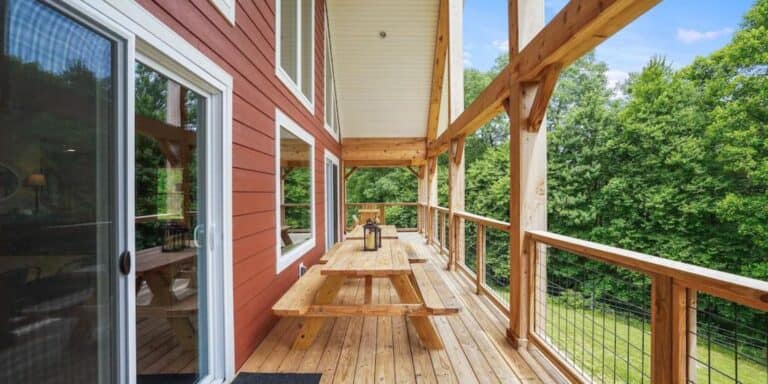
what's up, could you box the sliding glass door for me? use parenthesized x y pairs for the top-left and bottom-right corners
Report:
(133, 61), (208, 383)
(0, 0), (119, 382)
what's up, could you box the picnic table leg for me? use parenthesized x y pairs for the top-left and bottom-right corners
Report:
(389, 274), (443, 349)
(293, 275), (345, 349)
(364, 276), (373, 304)
(169, 317), (197, 351)
(144, 270), (175, 305)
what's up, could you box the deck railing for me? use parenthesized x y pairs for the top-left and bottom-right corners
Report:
(421, 205), (768, 383)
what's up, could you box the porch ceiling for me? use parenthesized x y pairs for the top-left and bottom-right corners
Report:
(328, 0), (440, 139)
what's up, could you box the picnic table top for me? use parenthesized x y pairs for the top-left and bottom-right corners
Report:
(345, 224), (398, 240)
(320, 239), (411, 277)
(136, 246), (196, 274)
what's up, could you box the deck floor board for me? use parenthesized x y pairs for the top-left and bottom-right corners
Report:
(240, 234), (546, 383)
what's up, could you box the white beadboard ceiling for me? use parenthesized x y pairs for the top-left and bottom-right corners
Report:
(327, 0), (439, 138)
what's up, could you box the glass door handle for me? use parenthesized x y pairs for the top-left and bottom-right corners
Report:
(193, 224), (205, 248)
(119, 250), (131, 275)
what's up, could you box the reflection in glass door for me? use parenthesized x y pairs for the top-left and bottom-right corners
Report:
(134, 62), (207, 383)
(0, 0), (117, 382)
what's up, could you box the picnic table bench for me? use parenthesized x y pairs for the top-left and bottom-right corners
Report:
(135, 246), (198, 350)
(273, 239), (458, 350)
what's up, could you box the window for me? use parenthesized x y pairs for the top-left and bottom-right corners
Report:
(324, 18), (339, 139)
(277, 0), (314, 112)
(210, 0), (236, 24)
(275, 110), (315, 273)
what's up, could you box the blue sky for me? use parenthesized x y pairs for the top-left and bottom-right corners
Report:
(463, 0), (754, 88)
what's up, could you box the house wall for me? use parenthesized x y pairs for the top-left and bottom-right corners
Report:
(135, 0), (339, 369)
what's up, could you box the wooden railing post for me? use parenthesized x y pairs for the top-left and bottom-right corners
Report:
(652, 275), (689, 384)
(476, 224), (485, 294)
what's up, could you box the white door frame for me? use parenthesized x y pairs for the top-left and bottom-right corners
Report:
(324, 150), (341, 251)
(57, 1), (234, 382)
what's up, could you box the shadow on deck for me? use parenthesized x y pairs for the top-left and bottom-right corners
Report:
(240, 233), (559, 383)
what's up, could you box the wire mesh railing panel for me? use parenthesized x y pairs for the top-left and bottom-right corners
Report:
(443, 213), (451, 252)
(463, 220), (478, 275)
(483, 226), (510, 305)
(383, 205), (417, 229)
(534, 245), (652, 383)
(688, 293), (768, 384)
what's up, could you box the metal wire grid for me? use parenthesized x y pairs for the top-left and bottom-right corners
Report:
(482, 226), (510, 305)
(687, 293), (768, 384)
(463, 220), (479, 274)
(534, 246), (652, 383)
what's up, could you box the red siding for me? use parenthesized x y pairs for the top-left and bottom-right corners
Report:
(136, 0), (340, 369)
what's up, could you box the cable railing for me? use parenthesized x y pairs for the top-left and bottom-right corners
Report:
(419, 205), (768, 383)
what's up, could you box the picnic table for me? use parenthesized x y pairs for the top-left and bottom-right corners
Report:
(345, 224), (398, 240)
(273, 239), (458, 350)
(135, 246), (198, 350)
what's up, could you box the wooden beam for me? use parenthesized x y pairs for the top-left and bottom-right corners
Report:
(450, 136), (465, 166)
(429, 0), (660, 153)
(135, 114), (195, 145)
(426, 0), (449, 141)
(406, 166), (419, 178)
(525, 63), (562, 132)
(344, 167), (358, 180)
(343, 160), (417, 168)
(342, 137), (427, 164)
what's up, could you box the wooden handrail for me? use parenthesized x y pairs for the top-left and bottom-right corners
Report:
(346, 202), (419, 207)
(454, 210), (510, 232)
(432, 206), (449, 213)
(527, 230), (768, 312)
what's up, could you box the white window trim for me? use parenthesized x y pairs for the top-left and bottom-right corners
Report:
(210, 0), (236, 25)
(275, 0), (315, 114)
(59, 1), (235, 383)
(323, 16), (339, 141)
(324, 149), (341, 251)
(275, 109), (316, 274)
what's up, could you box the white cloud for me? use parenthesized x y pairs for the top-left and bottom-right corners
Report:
(491, 39), (509, 52)
(606, 69), (629, 89)
(463, 50), (473, 67)
(676, 27), (733, 44)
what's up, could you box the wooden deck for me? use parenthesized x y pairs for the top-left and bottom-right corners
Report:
(137, 317), (197, 374)
(241, 233), (554, 383)
(136, 280), (198, 375)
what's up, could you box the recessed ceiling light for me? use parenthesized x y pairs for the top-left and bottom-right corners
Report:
(66, 148), (76, 152)
(379, 31), (387, 39)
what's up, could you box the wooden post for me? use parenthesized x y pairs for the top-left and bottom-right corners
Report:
(507, 0), (546, 349)
(448, 138), (465, 271)
(446, 0), (465, 272)
(426, 157), (438, 244)
(651, 275), (688, 384)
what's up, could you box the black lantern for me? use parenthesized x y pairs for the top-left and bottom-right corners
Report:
(162, 222), (188, 252)
(363, 219), (381, 251)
